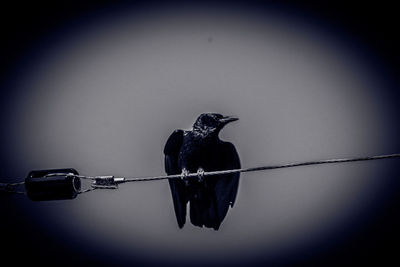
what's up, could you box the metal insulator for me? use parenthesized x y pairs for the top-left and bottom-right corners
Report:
(25, 168), (81, 201)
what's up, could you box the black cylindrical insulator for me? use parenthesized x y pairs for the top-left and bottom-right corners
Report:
(25, 168), (81, 201)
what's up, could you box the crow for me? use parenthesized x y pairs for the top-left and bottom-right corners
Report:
(164, 113), (240, 230)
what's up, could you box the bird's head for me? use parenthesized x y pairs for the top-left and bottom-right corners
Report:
(193, 113), (239, 137)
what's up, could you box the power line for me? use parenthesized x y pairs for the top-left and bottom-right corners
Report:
(121, 153), (400, 182)
(1, 153), (399, 199)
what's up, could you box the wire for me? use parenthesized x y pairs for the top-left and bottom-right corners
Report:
(121, 153), (400, 183)
(1, 153), (400, 194)
(78, 187), (97, 194)
(0, 181), (26, 194)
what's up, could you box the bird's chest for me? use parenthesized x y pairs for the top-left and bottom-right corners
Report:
(178, 137), (222, 172)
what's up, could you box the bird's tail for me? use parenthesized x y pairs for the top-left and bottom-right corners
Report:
(189, 191), (221, 230)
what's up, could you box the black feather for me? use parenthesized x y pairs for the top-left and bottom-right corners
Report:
(164, 113), (240, 230)
(164, 130), (187, 228)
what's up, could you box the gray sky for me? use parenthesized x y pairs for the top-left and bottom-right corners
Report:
(4, 6), (399, 265)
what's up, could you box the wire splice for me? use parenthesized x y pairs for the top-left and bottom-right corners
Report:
(92, 176), (120, 189)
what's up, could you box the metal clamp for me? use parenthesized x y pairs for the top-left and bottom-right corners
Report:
(92, 176), (124, 189)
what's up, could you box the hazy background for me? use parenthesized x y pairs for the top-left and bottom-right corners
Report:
(1, 1), (399, 266)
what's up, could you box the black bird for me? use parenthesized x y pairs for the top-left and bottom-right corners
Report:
(164, 113), (240, 230)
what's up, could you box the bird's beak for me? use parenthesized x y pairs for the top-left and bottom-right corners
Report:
(220, 116), (239, 124)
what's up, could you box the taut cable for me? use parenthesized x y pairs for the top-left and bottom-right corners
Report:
(1, 153), (400, 196)
(121, 153), (400, 183)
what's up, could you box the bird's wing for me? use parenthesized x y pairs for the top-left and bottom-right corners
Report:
(164, 129), (187, 228)
(213, 141), (241, 226)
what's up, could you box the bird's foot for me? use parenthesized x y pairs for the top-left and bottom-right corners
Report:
(197, 168), (205, 182)
(180, 168), (189, 186)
